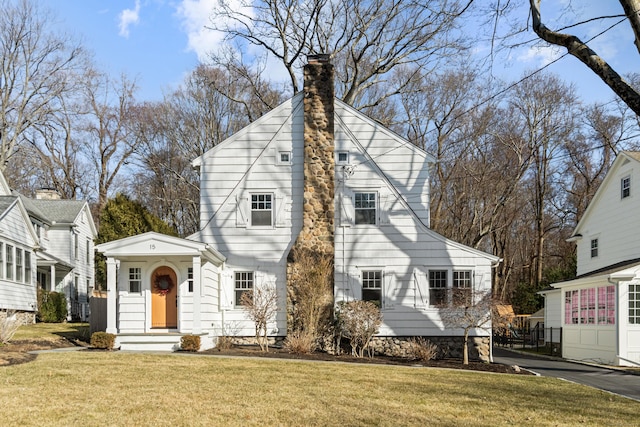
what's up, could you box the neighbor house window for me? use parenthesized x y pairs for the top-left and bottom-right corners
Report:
(6, 245), (13, 280)
(630, 283), (640, 325)
(565, 290), (579, 324)
(0, 243), (4, 279)
(621, 176), (631, 198)
(15, 248), (22, 283)
(354, 192), (376, 225)
(86, 238), (91, 264)
(235, 272), (254, 306)
(128, 268), (142, 293)
(187, 267), (194, 293)
(590, 239), (598, 258)
(24, 251), (31, 284)
(453, 271), (472, 306)
(429, 270), (447, 306)
(362, 270), (382, 306)
(251, 194), (273, 226)
(580, 288), (596, 324)
(597, 285), (615, 325)
(74, 233), (79, 260)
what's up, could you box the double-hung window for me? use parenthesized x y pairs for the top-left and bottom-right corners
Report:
(187, 267), (194, 293)
(590, 238), (598, 258)
(354, 193), (376, 225)
(6, 245), (13, 281)
(453, 271), (472, 306)
(129, 268), (142, 293)
(621, 176), (631, 199)
(251, 194), (273, 226)
(235, 272), (254, 306)
(15, 249), (23, 283)
(362, 270), (382, 306)
(429, 270), (447, 306)
(24, 252), (31, 284)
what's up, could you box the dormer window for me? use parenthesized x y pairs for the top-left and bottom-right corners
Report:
(622, 176), (631, 199)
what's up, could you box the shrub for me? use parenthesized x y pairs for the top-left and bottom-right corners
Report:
(216, 335), (235, 350)
(335, 300), (382, 358)
(0, 310), (20, 345)
(406, 337), (438, 362)
(283, 330), (316, 354)
(37, 290), (68, 323)
(240, 284), (278, 352)
(180, 335), (201, 352)
(90, 332), (115, 350)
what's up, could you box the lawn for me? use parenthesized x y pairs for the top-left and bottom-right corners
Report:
(1, 350), (638, 426)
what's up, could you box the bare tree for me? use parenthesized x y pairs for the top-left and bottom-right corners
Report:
(439, 292), (493, 365)
(209, 0), (472, 116)
(240, 284), (279, 352)
(0, 0), (86, 167)
(78, 69), (140, 215)
(528, 0), (640, 115)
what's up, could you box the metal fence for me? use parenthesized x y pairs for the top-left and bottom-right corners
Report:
(494, 324), (562, 357)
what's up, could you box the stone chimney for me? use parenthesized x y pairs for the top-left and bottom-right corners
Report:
(297, 53), (335, 253)
(35, 188), (62, 200)
(286, 54), (335, 335)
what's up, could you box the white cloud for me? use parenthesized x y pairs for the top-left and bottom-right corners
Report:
(119, 0), (142, 38)
(517, 45), (562, 68)
(176, 0), (252, 62)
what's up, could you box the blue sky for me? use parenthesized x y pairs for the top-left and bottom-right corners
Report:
(41, 1), (640, 105)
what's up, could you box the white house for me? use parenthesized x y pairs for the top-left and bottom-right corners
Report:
(543, 151), (640, 366)
(97, 55), (500, 356)
(19, 193), (97, 321)
(0, 174), (39, 324)
(0, 170), (97, 323)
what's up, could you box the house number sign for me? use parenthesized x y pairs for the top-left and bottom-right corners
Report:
(150, 244), (156, 250)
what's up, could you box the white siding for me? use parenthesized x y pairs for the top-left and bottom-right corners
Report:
(0, 202), (37, 311)
(575, 157), (640, 275)
(196, 94), (496, 339)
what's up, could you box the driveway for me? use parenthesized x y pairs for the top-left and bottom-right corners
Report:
(493, 347), (640, 402)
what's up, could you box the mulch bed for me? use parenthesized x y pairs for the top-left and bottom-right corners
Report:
(2, 340), (530, 375)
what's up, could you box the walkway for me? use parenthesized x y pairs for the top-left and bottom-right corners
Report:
(493, 347), (640, 402)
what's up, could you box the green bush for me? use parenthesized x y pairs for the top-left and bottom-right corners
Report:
(180, 335), (201, 352)
(37, 289), (68, 323)
(91, 332), (116, 350)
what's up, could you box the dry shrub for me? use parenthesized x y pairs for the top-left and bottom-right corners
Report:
(406, 337), (438, 362)
(283, 330), (316, 354)
(287, 248), (333, 350)
(216, 335), (235, 350)
(335, 301), (382, 357)
(240, 284), (278, 352)
(90, 332), (115, 350)
(0, 310), (20, 345)
(180, 335), (201, 352)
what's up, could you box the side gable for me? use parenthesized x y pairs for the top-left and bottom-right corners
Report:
(0, 197), (39, 248)
(571, 151), (640, 276)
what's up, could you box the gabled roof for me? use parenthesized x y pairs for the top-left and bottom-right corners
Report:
(19, 196), (97, 237)
(0, 195), (40, 248)
(571, 151), (640, 239)
(96, 231), (226, 265)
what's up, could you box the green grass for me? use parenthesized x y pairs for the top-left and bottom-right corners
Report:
(0, 351), (638, 426)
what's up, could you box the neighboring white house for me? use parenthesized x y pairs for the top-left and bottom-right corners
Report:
(0, 170), (97, 323)
(97, 55), (500, 356)
(543, 151), (640, 366)
(0, 173), (39, 323)
(19, 193), (97, 321)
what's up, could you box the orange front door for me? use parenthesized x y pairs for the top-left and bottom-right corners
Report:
(151, 266), (177, 328)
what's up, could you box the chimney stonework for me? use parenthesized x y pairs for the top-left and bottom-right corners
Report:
(298, 55), (335, 253)
(286, 55), (336, 336)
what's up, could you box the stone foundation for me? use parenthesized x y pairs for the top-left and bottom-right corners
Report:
(367, 336), (491, 362)
(223, 336), (286, 348)
(0, 310), (36, 326)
